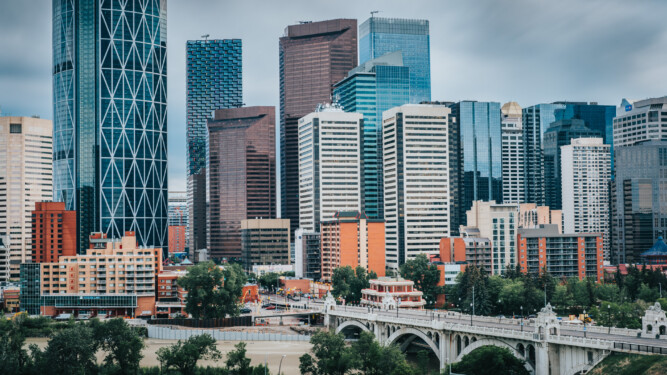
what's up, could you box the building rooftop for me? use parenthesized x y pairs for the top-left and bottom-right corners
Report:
(641, 237), (667, 257)
(518, 224), (601, 238)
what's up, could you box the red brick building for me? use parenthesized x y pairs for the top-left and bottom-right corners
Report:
(31, 202), (76, 263)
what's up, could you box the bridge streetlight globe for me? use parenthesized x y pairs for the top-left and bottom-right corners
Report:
(607, 304), (611, 334)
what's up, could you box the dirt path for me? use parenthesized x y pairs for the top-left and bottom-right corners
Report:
(26, 337), (312, 374)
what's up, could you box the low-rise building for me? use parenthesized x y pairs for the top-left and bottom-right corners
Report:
(294, 229), (321, 280)
(518, 224), (603, 281)
(640, 237), (667, 265)
(439, 237), (492, 272)
(2, 288), (20, 312)
(251, 264), (294, 277)
(360, 277), (425, 309)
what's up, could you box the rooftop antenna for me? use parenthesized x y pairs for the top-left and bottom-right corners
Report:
(201, 34), (210, 41)
(370, 10), (379, 18)
(298, 21), (312, 24)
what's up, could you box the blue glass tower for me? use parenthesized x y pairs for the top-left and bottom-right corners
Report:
(186, 39), (242, 251)
(359, 17), (430, 104)
(449, 101), (503, 218)
(334, 51), (410, 219)
(53, 0), (168, 253)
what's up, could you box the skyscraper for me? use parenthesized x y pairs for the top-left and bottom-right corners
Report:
(561, 138), (611, 259)
(298, 105), (363, 233)
(383, 105), (451, 269)
(208, 107), (276, 261)
(186, 39), (242, 253)
(0, 117), (53, 280)
(612, 141), (667, 264)
(501, 102), (525, 204)
(553, 102), (616, 161)
(449, 101), (502, 218)
(543, 119), (602, 210)
(333, 51), (410, 219)
(522, 103), (565, 206)
(359, 17), (431, 103)
(279, 19), (358, 239)
(613, 97), (667, 147)
(52, 1), (168, 253)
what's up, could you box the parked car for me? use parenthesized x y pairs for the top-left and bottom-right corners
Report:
(240, 308), (252, 314)
(264, 305), (276, 310)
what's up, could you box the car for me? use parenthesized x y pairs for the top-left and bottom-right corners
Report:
(264, 305), (276, 310)
(240, 308), (252, 314)
(528, 314), (536, 319)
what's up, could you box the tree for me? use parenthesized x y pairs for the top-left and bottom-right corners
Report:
(299, 331), (356, 375)
(178, 261), (247, 319)
(226, 342), (252, 375)
(400, 254), (442, 308)
(350, 331), (415, 375)
(0, 326), (30, 375)
(93, 318), (145, 374)
(39, 324), (99, 375)
(331, 266), (376, 305)
(258, 272), (281, 293)
(638, 283), (660, 303)
(552, 285), (574, 310)
(156, 333), (222, 375)
(448, 345), (529, 375)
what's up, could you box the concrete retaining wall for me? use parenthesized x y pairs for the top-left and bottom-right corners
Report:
(147, 325), (311, 342)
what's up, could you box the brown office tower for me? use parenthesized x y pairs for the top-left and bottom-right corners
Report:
(208, 107), (276, 260)
(31, 202), (76, 263)
(279, 19), (357, 239)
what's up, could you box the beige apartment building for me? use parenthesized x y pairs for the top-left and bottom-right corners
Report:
(38, 232), (162, 316)
(0, 117), (53, 281)
(518, 203), (562, 233)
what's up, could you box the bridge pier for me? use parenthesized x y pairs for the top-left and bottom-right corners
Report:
(535, 343), (549, 375)
(439, 332), (447, 369)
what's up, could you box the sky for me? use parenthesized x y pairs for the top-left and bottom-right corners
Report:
(0, 0), (666, 192)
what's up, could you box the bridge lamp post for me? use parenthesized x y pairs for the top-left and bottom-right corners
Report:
(470, 303), (473, 326)
(607, 304), (611, 334)
(520, 306), (523, 332)
(583, 309), (587, 338)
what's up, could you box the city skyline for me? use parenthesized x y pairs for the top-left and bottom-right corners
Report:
(1, 1), (665, 193)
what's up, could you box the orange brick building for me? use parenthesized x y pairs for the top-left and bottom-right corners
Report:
(320, 211), (385, 281)
(168, 225), (187, 254)
(31, 202), (76, 263)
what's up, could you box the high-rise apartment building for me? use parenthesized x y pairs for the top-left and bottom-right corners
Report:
(448, 101), (503, 217)
(522, 103), (565, 206)
(359, 17), (430, 103)
(543, 119), (602, 210)
(613, 97), (667, 148)
(334, 51), (410, 219)
(320, 211), (385, 281)
(168, 191), (188, 255)
(279, 19), (358, 239)
(298, 105), (362, 233)
(208, 107), (276, 261)
(462, 201), (518, 275)
(241, 219), (290, 271)
(52, 1), (168, 253)
(383, 105), (451, 269)
(501, 102), (524, 204)
(186, 39), (242, 253)
(0, 117), (53, 280)
(294, 229), (321, 280)
(562, 138), (611, 259)
(31, 202), (76, 264)
(612, 141), (667, 264)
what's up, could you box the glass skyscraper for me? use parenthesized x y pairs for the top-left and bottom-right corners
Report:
(53, 0), (168, 252)
(333, 51), (410, 219)
(186, 39), (242, 252)
(359, 17), (430, 103)
(449, 101), (503, 219)
(522, 103), (565, 206)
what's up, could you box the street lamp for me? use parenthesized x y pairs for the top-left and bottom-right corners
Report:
(470, 303), (473, 326)
(583, 309), (587, 338)
(278, 354), (286, 375)
(520, 306), (524, 332)
(607, 304), (612, 334)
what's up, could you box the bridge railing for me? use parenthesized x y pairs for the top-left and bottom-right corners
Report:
(547, 333), (614, 349)
(565, 324), (640, 337)
(614, 342), (667, 354)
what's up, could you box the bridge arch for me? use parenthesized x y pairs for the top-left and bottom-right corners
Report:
(386, 327), (440, 362)
(335, 320), (371, 336)
(455, 338), (534, 374)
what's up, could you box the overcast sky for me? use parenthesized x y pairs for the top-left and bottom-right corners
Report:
(1, 0), (666, 192)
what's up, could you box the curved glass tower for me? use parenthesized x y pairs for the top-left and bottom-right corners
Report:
(53, 0), (168, 253)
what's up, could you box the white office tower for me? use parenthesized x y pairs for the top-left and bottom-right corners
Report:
(0, 117), (53, 281)
(561, 138), (611, 260)
(614, 97), (667, 147)
(501, 102), (525, 204)
(298, 104), (362, 232)
(383, 104), (451, 270)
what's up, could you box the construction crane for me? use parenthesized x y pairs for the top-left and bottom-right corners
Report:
(370, 10), (379, 18)
(201, 34), (210, 41)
